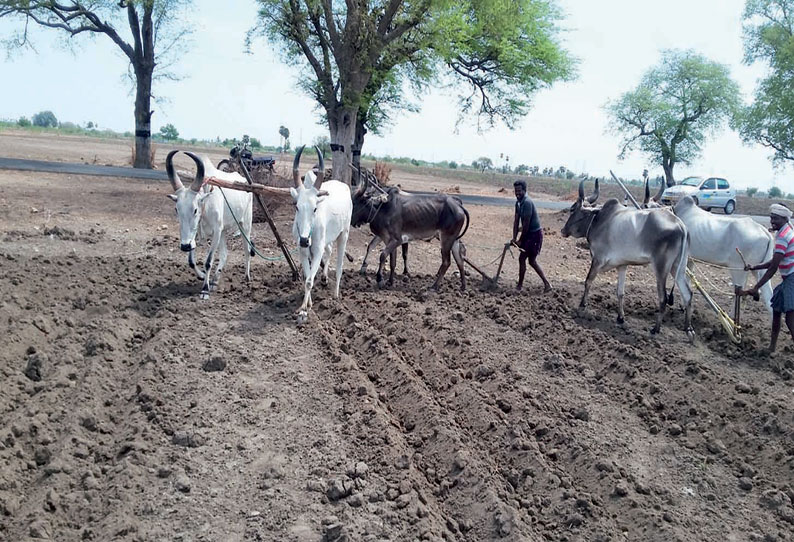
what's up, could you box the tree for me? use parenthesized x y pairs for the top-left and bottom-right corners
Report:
(606, 50), (741, 186)
(250, 0), (574, 184)
(1, 1), (192, 169)
(312, 135), (331, 157)
(746, 187), (759, 197)
(769, 186), (783, 197)
(739, 0), (794, 164)
(278, 125), (289, 151)
(16, 116), (31, 127)
(32, 110), (57, 127)
(159, 123), (179, 140)
(472, 157), (493, 172)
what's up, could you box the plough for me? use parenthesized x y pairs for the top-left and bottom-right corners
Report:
(462, 240), (525, 286)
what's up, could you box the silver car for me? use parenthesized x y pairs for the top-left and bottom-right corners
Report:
(660, 176), (737, 215)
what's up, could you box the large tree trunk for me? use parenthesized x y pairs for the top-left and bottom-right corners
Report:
(351, 114), (367, 187)
(133, 67), (154, 169)
(662, 157), (675, 187)
(328, 106), (357, 185)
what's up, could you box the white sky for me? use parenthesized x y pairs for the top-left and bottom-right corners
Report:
(0, 0), (792, 191)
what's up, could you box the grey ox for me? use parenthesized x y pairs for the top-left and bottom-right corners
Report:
(351, 181), (470, 290)
(562, 180), (695, 337)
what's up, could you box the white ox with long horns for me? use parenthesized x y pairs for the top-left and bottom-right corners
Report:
(290, 145), (352, 324)
(166, 150), (254, 299)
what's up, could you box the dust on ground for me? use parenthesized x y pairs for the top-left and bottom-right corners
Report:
(1, 134), (793, 542)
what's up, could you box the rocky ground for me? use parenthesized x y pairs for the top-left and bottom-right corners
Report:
(0, 132), (793, 541)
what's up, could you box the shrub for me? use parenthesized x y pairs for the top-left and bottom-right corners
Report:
(159, 123), (179, 141)
(32, 110), (58, 128)
(17, 116), (31, 127)
(59, 121), (81, 133)
(746, 187), (758, 198)
(769, 186), (783, 198)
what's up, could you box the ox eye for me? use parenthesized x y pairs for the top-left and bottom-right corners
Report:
(194, 209), (198, 215)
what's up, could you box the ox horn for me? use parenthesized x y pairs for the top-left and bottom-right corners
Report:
(314, 145), (324, 188)
(183, 151), (206, 192)
(586, 178), (600, 204)
(292, 145), (305, 188)
(577, 179), (585, 202)
(165, 150), (184, 191)
(653, 177), (665, 202)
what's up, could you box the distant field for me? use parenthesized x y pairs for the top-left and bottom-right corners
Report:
(0, 126), (781, 217)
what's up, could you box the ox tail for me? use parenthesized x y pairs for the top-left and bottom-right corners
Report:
(455, 205), (471, 242)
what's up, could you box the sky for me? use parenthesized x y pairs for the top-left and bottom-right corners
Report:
(0, 0), (792, 191)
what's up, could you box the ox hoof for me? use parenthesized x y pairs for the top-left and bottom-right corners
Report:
(296, 311), (309, 326)
(649, 327), (660, 335)
(616, 316), (625, 325)
(358, 268), (368, 276)
(199, 291), (210, 300)
(686, 328), (696, 343)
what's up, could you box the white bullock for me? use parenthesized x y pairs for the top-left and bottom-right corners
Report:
(166, 150), (254, 299)
(290, 145), (352, 323)
(673, 196), (775, 311)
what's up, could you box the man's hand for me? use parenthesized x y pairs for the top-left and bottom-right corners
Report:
(739, 286), (760, 301)
(744, 263), (753, 271)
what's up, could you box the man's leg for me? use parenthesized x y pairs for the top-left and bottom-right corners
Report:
(529, 257), (552, 292)
(770, 310), (782, 352)
(785, 310), (794, 346)
(517, 253), (528, 290)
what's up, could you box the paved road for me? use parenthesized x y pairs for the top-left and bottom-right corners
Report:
(0, 157), (766, 222)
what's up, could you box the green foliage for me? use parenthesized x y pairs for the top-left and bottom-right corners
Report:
(514, 164), (529, 175)
(59, 121), (81, 133)
(250, 137), (262, 149)
(606, 50), (741, 182)
(739, 0), (794, 163)
(32, 110), (58, 128)
(159, 123), (179, 140)
(448, 161), (458, 169)
(746, 187), (759, 197)
(769, 186), (783, 197)
(16, 116), (30, 127)
(433, 0), (577, 128)
(86, 121), (95, 129)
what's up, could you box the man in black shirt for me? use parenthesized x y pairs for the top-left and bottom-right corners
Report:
(513, 180), (552, 293)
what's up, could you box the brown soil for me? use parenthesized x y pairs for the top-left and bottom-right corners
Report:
(1, 132), (793, 542)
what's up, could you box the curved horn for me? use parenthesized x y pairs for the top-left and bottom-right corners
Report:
(643, 177), (651, 207)
(314, 145), (324, 188)
(578, 179), (585, 202)
(292, 145), (305, 188)
(183, 151), (205, 192)
(653, 177), (665, 202)
(586, 178), (600, 204)
(165, 150), (184, 191)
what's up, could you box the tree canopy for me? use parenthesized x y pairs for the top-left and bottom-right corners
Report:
(249, 0), (574, 183)
(606, 49), (741, 186)
(739, 0), (794, 163)
(0, 0), (191, 168)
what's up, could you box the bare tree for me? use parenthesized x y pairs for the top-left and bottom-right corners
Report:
(0, 0), (191, 169)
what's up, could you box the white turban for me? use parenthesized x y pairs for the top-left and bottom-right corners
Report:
(770, 203), (792, 219)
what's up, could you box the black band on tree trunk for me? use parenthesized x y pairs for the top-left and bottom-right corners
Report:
(329, 143), (345, 152)
(135, 130), (151, 138)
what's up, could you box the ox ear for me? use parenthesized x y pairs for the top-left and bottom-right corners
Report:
(317, 190), (329, 197)
(290, 187), (299, 201)
(167, 194), (178, 202)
